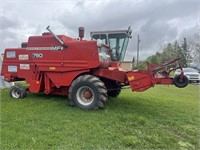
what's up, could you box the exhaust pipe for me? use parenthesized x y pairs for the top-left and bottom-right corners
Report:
(46, 26), (67, 48)
(78, 27), (85, 41)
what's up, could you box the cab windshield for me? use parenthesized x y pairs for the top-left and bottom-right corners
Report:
(108, 33), (129, 61)
(92, 34), (107, 45)
(92, 33), (129, 62)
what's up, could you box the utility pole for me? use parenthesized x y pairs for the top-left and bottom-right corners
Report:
(131, 57), (135, 70)
(136, 34), (140, 65)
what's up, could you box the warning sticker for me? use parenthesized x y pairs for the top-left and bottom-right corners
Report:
(127, 76), (135, 81)
(8, 66), (17, 72)
(20, 64), (30, 70)
(7, 51), (16, 58)
(19, 54), (29, 60)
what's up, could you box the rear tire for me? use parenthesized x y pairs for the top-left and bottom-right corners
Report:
(173, 75), (189, 88)
(69, 75), (108, 110)
(10, 85), (27, 99)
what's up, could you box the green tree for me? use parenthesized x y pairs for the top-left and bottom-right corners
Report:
(193, 32), (200, 63)
(161, 41), (180, 62)
(181, 38), (191, 67)
(134, 60), (146, 69)
(139, 38), (194, 68)
(173, 40), (185, 66)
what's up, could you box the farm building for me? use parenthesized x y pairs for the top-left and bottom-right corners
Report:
(121, 61), (133, 70)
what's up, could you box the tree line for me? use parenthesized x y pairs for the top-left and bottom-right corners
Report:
(135, 31), (200, 69)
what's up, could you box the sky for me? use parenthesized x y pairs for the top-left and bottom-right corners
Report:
(0, 0), (200, 61)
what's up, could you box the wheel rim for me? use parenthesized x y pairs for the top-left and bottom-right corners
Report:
(76, 86), (94, 106)
(12, 89), (20, 98)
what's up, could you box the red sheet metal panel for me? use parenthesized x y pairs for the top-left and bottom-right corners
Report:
(126, 71), (154, 92)
(93, 67), (127, 83)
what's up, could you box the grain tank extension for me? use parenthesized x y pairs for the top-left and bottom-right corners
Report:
(1, 26), (188, 110)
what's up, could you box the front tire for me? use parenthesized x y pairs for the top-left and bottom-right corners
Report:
(10, 85), (27, 99)
(69, 75), (108, 110)
(104, 80), (121, 97)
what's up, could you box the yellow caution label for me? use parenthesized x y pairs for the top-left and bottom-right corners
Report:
(49, 67), (56, 70)
(128, 75), (135, 81)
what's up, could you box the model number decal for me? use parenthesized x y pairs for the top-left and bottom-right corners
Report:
(33, 53), (43, 58)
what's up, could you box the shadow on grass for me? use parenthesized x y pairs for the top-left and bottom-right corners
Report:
(25, 91), (165, 117)
(1, 88), (184, 121)
(31, 93), (154, 113)
(28, 92), (68, 102)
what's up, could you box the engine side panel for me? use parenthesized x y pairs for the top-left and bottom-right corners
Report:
(1, 36), (101, 92)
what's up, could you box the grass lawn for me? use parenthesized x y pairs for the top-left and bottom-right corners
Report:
(0, 84), (199, 149)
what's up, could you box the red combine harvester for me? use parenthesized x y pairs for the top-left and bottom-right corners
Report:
(1, 26), (188, 110)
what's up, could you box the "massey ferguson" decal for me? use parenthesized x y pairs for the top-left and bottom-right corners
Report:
(27, 46), (63, 50)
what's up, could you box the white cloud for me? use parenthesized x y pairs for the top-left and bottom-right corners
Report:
(0, 0), (200, 61)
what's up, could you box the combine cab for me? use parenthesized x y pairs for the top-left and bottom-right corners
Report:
(91, 27), (132, 62)
(1, 26), (188, 110)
